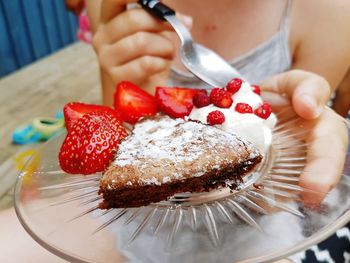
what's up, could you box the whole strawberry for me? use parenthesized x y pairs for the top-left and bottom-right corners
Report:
(193, 92), (210, 108)
(235, 103), (253, 114)
(254, 102), (272, 119)
(63, 102), (121, 131)
(226, 78), (243, 94)
(59, 111), (128, 174)
(207, 110), (225, 125)
(210, 88), (233, 108)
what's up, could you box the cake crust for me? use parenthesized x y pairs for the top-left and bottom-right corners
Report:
(99, 116), (262, 208)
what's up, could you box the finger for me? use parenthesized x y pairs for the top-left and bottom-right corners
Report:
(109, 56), (171, 85)
(100, 0), (136, 23)
(94, 8), (172, 48)
(99, 32), (175, 69)
(261, 70), (331, 120)
(300, 108), (348, 203)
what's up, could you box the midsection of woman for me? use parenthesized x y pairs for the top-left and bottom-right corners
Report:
(164, 0), (290, 72)
(87, 0), (350, 105)
(166, 0), (293, 87)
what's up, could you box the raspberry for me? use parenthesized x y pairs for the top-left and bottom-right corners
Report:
(209, 88), (233, 108)
(254, 102), (272, 119)
(193, 92), (210, 108)
(207, 110), (225, 125)
(251, 85), (261, 95)
(226, 78), (243, 94)
(235, 103), (253, 114)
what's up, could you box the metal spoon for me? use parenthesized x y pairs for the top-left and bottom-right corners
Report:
(138, 0), (245, 88)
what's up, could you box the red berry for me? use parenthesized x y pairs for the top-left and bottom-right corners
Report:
(156, 87), (200, 118)
(254, 102), (272, 119)
(59, 111), (128, 175)
(235, 103), (253, 114)
(114, 81), (158, 124)
(210, 88), (233, 108)
(63, 102), (121, 131)
(226, 78), (243, 94)
(193, 92), (210, 108)
(251, 85), (261, 95)
(207, 110), (225, 125)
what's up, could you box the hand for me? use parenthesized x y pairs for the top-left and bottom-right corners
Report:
(65, 0), (85, 15)
(91, 0), (176, 104)
(262, 70), (348, 204)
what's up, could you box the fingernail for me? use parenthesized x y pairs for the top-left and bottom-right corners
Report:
(177, 14), (193, 29)
(301, 95), (322, 117)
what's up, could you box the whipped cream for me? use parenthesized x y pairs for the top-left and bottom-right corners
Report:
(189, 82), (277, 151)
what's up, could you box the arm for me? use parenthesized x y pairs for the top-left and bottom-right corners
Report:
(260, 1), (350, 203)
(290, 0), (350, 90)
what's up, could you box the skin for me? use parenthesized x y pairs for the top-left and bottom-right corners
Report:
(1, 2), (348, 262)
(88, 0), (350, 203)
(333, 67), (350, 117)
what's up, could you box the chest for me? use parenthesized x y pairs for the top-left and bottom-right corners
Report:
(164, 0), (289, 60)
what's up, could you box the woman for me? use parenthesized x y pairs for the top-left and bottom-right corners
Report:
(87, 0), (350, 261)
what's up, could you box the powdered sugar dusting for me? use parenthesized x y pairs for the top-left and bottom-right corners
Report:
(107, 116), (261, 187)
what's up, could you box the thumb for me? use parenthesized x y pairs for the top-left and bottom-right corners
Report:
(261, 70), (331, 120)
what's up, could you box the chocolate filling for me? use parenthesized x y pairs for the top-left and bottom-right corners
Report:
(99, 156), (262, 209)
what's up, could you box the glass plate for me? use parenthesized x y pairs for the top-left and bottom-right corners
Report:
(14, 100), (350, 263)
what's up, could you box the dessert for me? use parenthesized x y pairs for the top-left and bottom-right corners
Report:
(99, 115), (262, 208)
(59, 79), (275, 208)
(189, 80), (277, 151)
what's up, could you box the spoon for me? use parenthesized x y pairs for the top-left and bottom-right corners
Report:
(138, 0), (245, 88)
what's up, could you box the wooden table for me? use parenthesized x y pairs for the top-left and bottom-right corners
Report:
(0, 42), (101, 164)
(0, 42), (100, 262)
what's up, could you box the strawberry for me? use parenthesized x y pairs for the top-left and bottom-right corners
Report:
(207, 110), (225, 125)
(155, 87), (201, 118)
(254, 102), (272, 119)
(114, 81), (158, 124)
(235, 103), (253, 114)
(251, 85), (261, 95)
(193, 92), (210, 108)
(209, 88), (233, 108)
(226, 78), (243, 94)
(59, 111), (127, 174)
(63, 102), (120, 131)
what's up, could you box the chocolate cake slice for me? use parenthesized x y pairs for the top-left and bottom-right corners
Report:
(99, 116), (262, 208)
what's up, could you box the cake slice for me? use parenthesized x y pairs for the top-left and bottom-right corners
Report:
(99, 116), (262, 208)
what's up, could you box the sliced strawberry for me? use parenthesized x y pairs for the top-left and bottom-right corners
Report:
(59, 111), (128, 175)
(114, 81), (158, 124)
(63, 102), (120, 131)
(155, 87), (201, 118)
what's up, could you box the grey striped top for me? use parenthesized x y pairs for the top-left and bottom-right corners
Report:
(168, 0), (293, 88)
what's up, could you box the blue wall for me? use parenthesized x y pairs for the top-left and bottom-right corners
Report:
(0, 0), (78, 77)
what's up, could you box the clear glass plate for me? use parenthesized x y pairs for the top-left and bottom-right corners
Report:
(14, 98), (350, 263)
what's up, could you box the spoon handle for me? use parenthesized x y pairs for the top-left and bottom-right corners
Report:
(138, 0), (175, 20)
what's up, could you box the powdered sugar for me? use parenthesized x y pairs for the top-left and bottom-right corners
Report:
(110, 116), (261, 186)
